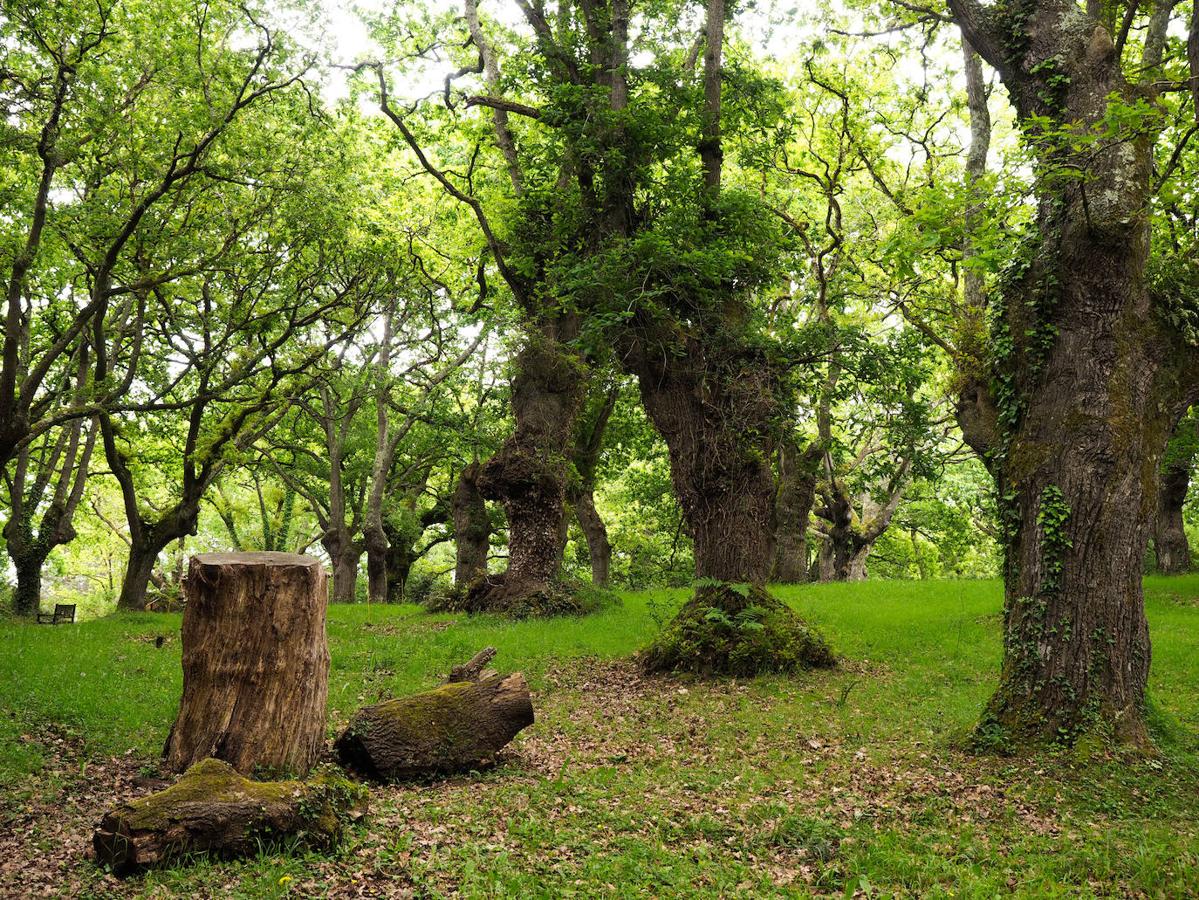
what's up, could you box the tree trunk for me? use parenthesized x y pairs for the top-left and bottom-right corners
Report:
(11, 550), (46, 617)
(946, 2), (1196, 748)
(163, 552), (330, 776)
(453, 461), (491, 587)
(323, 530), (361, 604)
(469, 330), (586, 613)
(363, 525), (388, 604)
(573, 489), (611, 588)
(1155, 461), (1191, 574)
(93, 758), (365, 874)
(117, 540), (163, 612)
(772, 440), (820, 583)
(335, 670), (534, 781)
(626, 341), (834, 675)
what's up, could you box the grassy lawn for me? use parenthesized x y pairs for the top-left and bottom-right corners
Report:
(1, 577), (1198, 897)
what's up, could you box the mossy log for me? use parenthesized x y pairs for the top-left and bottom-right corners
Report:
(334, 665), (534, 781)
(93, 758), (367, 874)
(164, 552), (330, 776)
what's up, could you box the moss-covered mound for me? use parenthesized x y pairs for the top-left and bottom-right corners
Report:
(428, 574), (618, 619)
(640, 585), (835, 677)
(93, 758), (368, 874)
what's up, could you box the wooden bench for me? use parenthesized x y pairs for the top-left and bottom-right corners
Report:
(36, 604), (76, 625)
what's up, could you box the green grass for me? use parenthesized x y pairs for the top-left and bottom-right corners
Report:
(2, 577), (1198, 897)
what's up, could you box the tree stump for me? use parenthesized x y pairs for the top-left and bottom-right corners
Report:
(93, 758), (366, 874)
(163, 552), (330, 776)
(334, 653), (533, 781)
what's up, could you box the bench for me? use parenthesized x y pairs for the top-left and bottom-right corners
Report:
(36, 604), (76, 625)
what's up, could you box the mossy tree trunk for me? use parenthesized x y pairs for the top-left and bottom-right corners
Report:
(950, 0), (1199, 748)
(94, 758), (365, 874)
(468, 325), (586, 613)
(164, 552), (330, 776)
(772, 439), (820, 584)
(453, 460), (491, 587)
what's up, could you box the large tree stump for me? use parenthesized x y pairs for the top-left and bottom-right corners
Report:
(93, 758), (366, 874)
(163, 552), (330, 776)
(334, 654), (533, 781)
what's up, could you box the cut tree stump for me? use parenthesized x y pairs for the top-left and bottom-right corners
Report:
(93, 758), (366, 874)
(163, 552), (330, 776)
(334, 650), (533, 781)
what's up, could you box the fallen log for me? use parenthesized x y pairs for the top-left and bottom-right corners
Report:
(93, 758), (367, 874)
(334, 652), (533, 781)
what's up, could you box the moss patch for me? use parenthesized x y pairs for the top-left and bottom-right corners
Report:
(639, 585), (835, 677)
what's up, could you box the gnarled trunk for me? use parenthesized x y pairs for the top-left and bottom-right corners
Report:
(947, 0), (1196, 748)
(627, 340), (834, 675)
(453, 461), (491, 586)
(772, 440), (820, 584)
(1155, 461), (1191, 574)
(118, 540), (163, 612)
(468, 328), (586, 613)
(322, 525), (362, 604)
(363, 525), (388, 604)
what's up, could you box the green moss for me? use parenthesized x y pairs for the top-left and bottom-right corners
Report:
(116, 758), (366, 842)
(639, 585), (835, 677)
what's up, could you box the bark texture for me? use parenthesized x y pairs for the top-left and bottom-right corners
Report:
(93, 758), (366, 874)
(452, 461), (491, 587)
(334, 669), (534, 781)
(163, 553), (330, 776)
(949, 0), (1197, 747)
(771, 439), (821, 583)
(1154, 411), (1195, 574)
(467, 329), (586, 614)
(569, 384), (618, 587)
(1156, 462), (1192, 574)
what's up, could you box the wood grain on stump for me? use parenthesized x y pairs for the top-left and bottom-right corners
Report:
(163, 552), (330, 776)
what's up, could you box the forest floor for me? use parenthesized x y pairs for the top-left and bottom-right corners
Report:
(1, 577), (1198, 898)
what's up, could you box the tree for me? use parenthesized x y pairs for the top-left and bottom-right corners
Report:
(937, 0), (1199, 746)
(2, 349), (95, 615)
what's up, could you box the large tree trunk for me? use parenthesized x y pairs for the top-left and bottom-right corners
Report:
(627, 341), (834, 675)
(117, 539), (164, 612)
(573, 489), (612, 588)
(453, 461), (491, 587)
(10, 550), (46, 618)
(335, 667), (534, 781)
(1155, 461), (1191, 574)
(948, 1), (1195, 748)
(468, 329), (586, 614)
(163, 552), (330, 776)
(94, 758), (365, 874)
(772, 440), (819, 584)
(323, 530), (361, 604)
